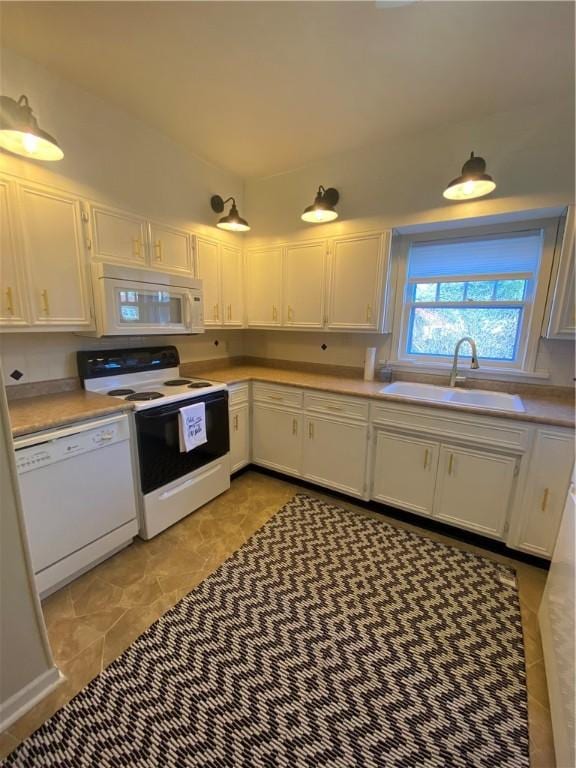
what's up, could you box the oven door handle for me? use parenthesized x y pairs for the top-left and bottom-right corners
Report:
(137, 394), (227, 420)
(158, 463), (223, 500)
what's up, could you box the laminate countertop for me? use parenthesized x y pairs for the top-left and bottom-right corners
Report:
(9, 391), (133, 438)
(184, 364), (575, 429)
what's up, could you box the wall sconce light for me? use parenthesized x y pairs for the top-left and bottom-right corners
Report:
(0, 94), (64, 161)
(301, 186), (339, 223)
(443, 152), (496, 201)
(210, 195), (250, 232)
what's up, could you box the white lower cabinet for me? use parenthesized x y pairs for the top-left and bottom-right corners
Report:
(513, 428), (574, 557)
(302, 415), (368, 497)
(434, 445), (517, 539)
(229, 403), (250, 473)
(252, 404), (302, 476)
(372, 432), (438, 516)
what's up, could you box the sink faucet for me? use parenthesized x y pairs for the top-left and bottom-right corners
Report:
(449, 337), (480, 387)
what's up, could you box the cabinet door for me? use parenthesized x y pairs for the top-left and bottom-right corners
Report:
(284, 241), (326, 328)
(245, 247), (283, 326)
(327, 233), (386, 331)
(252, 404), (302, 476)
(91, 205), (148, 266)
(196, 237), (221, 326)
(372, 431), (438, 516)
(545, 206), (575, 339)
(229, 403), (250, 473)
(434, 445), (516, 539)
(220, 244), (244, 327)
(303, 415), (368, 497)
(150, 223), (192, 274)
(19, 186), (91, 326)
(0, 180), (27, 325)
(516, 429), (574, 558)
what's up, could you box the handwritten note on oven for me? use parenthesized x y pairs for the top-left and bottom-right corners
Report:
(178, 402), (208, 453)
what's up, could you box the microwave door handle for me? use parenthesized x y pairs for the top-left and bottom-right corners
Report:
(184, 293), (192, 330)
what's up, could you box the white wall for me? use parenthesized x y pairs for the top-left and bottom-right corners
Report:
(244, 99), (574, 242)
(0, 369), (58, 730)
(0, 331), (244, 386)
(0, 48), (244, 236)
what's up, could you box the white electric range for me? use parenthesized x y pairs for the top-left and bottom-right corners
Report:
(78, 346), (231, 539)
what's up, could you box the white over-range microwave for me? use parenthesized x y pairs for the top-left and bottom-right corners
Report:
(87, 262), (204, 337)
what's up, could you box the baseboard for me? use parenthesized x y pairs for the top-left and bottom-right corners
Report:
(245, 464), (550, 571)
(0, 666), (62, 733)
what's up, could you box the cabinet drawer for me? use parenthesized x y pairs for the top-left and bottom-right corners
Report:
(304, 391), (369, 421)
(252, 383), (302, 409)
(370, 401), (530, 453)
(228, 382), (250, 405)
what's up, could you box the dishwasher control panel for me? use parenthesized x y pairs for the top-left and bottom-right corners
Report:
(15, 417), (130, 474)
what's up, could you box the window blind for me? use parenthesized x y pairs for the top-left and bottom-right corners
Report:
(407, 231), (543, 281)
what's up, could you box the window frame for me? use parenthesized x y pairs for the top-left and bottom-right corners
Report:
(391, 219), (559, 375)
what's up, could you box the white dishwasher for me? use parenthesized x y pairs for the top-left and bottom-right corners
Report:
(14, 413), (139, 598)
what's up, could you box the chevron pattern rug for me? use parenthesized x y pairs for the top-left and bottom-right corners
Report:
(6, 494), (529, 768)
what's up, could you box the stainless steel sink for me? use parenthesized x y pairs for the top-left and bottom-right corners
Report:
(380, 381), (525, 413)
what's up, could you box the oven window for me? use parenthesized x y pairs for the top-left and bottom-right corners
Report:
(117, 289), (183, 325)
(136, 393), (229, 494)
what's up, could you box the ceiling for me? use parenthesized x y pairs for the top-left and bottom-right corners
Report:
(1, 2), (573, 179)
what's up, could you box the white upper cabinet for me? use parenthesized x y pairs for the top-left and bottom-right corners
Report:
(327, 232), (388, 331)
(515, 428), (574, 558)
(220, 244), (244, 327)
(544, 206), (575, 339)
(90, 204), (148, 266)
(18, 185), (92, 327)
(245, 247), (283, 327)
(434, 444), (516, 539)
(0, 180), (27, 326)
(196, 236), (221, 326)
(284, 241), (326, 328)
(149, 222), (193, 274)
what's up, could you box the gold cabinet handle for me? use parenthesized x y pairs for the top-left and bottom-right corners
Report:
(227, 304), (232, 321)
(366, 304), (372, 322)
(272, 305), (278, 322)
(132, 237), (142, 258)
(287, 305), (294, 321)
(424, 448), (429, 469)
(308, 421), (314, 439)
(233, 414), (239, 432)
(213, 304), (219, 322)
(41, 289), (50, 315)
(292, 418), (298, 436)
(5, 287), (14, 315)
(541, 488), (549, 512)
(154, 240), (162, 261)
(448, 453), (454, 475)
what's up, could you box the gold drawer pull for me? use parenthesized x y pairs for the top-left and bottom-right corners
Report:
(132, 238), (142, 257)
(448, 453), (454, 475)
(5, 287), (14, 314)
(292, 418), (298, 436)
(424, 448), (429, 469)
(41, 289), (50, 315)
(154, 240), (162, 261)
(541, 488), (549, 512)
(213, 304), (219, 321)
(325, 404), (343, 412)
(366, 304), (372, 322)
(268, 394), (284, 401)
(308, 421), (314, 439)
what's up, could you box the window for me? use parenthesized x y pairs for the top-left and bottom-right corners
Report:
(394, 223), (557, 372)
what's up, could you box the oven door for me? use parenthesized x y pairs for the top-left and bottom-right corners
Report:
(135, 391), (229, 494)
(98, 277), (202, 335)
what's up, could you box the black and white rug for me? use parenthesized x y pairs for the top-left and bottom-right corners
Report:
(5, 494), (529, 767)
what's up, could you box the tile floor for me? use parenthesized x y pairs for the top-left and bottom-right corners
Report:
(0, 471), (555, 766)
